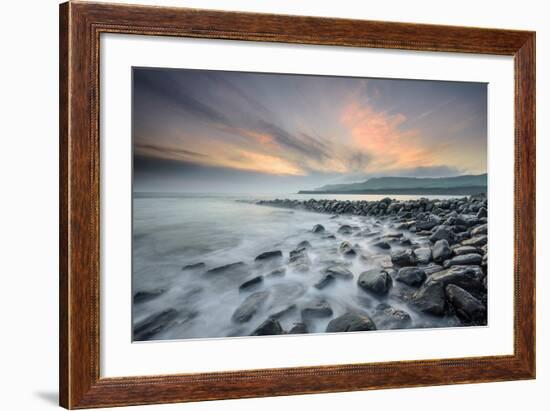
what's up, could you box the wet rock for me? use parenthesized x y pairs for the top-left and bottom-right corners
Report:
(239, 275), (264, 292)
(357, 269), (392, 296)
(133, 289), (165, 304)
(269, 304), (297, 319)
(337, 225), (353, 235)
(372, 254), (393, 269)
(461, 235), (487, 247)
(297, 240), (312, 249)
(133, 309), (178, 340)
(339, 241), (357, 258)
(429, 265), (484, 293)
(181, 262), (205, 271)
(396, 267), (426, 287)
(374, 304), (412, 329)
(255, 250), (283, 261)
(391, 249), (417, 266)
(453, 245), (480, 256)
(266, 268), (286, 278)
(301, 298), (333, 319)
(429, 225), (456, 244)
(314, 273), (335, 289)
(324, 265), (354, 279)
(445, 284), (487, 323)
(205, 262), (246, 275)
(413, 247), (432, 264)
(433, 239), (452, 263)
(411, 281), (446, 316)
(232, 291), (269, 323)
(251, 318), (283, 336)
(416, 213), (442, 231)
(312, 224), (325, 233)
(443, 253), (483, 268)
(289, 247), (310, 272)
(471, 223), (488, 236)
(423, 264), (444, 276)
(373, 241), (391, 250)
(326, 312), (377, 332)
(289, 322), (308, 334)
(477, 207), (488, 219)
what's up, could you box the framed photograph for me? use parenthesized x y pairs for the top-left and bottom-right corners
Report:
(59, 1), (535, 409)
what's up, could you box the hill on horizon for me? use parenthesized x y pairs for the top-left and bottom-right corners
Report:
(313, 173), (487, 192)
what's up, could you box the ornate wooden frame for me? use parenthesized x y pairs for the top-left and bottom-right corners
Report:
(59, 1), (536, 408)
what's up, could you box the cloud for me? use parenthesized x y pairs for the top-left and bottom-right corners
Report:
(135, 143), (209, 160)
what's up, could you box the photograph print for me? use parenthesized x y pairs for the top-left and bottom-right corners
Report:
(132, 67), (488, 342)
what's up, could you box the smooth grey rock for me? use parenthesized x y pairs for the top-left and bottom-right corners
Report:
(445, 284), (487, 323)
(323, 265), (354, 279)
(471, 223), (488, 236)
(453, 245), (480, 256)
(326, 312), (376, 332)
(339, 241), (357, 258)
(462, 235), (488, 247)
(314, 274), (335, 289)
(232, 291), (269, 323)
(133, 289), (165, 304)
(429, 265), (484, 293)
(375, 304), (412, 329)
(396, 267), (427, 287)
(373, 241), (391, 250)
(411, 281), (446, 316)
(239, 276), (264, 292)
(429, 225), (456, 244)
(413, 247), (432, 264)
(181, 262), (205, 271)
(289, 322), (308, 334)
(206, 262), (246, 275)
(337, 225), (353, 235)
(289, 247), (310, 272)
(444, 253), (483, 268)
(301, 299), (333, 319)
(433, 239), (452, 263)
(255, 250), (283, 261)
(134, 309), (179, 340)
(251, 318), (283, 336)
(391, 249), (417, 266)
(357, 269), (393, 296)
(312, 224), (325, 233)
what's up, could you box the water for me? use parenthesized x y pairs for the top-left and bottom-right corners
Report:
(132, 192), (463, 341)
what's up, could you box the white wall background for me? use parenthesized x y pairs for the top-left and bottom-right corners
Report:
(0, 0), (546, 410)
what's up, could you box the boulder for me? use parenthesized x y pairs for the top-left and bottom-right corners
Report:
(433, 239), (452, 263)
(411, 281), (446, 316)
(429, 225), (456, 244)
(326, 312), (377, 332)
(301, 298), (333, 319)
(357, 269), (393, 296)
(339, 241), (357, 258)
(477, 207), (488, 218)
(429, 265), (484, 293)
(323, 265), (354, 279)
(232, 291), (269, 323)
(133, 289), (165, 304)
(314, 274), (335, 289)
(445, 284), (487, 323)
(251, 318), (284, 336)
(133, 309), (179, 340)
(288, 322), (308, 334)
(462, 235), (487, 247)
(239, 275), (264, 292)
(453, 245), (480, 256)
(396, 267), (427, 287)
(391, 249), (417, 266)
(289, 247), (310, 272)
(471, 223), (488, 236)
(373, 241), (391, 250)
(269, 304), (297, 319)
(297, 240), (312, 249)
(337, 225), (353, 235)
(416, 213), (442, 230)
(205, 262), (246, 275)
(312, 224), (325, 233)
(423, 264), (444, 275)
(266, 268), (286, 278)
(181, 262), (205, 271)
(374, 304), (412, 329)
(255, 250), (283, 261)
(443, 253), (483, 268)
(413, 247), (432, 264)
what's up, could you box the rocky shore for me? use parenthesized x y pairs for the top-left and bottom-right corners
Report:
(133, 194), (488, 340)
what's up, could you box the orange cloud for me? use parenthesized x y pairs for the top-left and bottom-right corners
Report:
(340, 101), (439, 172)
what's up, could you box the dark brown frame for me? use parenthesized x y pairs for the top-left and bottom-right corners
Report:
(59, 1), (536, 409)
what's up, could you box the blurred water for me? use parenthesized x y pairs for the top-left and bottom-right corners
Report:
(132, 193), (461, 341)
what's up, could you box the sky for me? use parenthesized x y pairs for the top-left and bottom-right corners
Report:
(133, 67), (487, 193)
